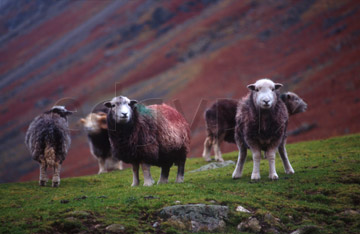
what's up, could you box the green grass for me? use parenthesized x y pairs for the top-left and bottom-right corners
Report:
(1, 134), (360, 233)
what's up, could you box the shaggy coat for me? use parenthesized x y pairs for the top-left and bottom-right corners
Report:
(202, 92), (307, 162)
(232, 79), (295, 180)
(25, 106), (72, 187)
(106, 96), (190, 186)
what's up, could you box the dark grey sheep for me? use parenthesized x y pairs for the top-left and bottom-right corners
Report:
(25, 106), (72, 187)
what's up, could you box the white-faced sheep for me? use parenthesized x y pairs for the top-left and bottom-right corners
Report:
(202, 92), (307, 162)
(80, 110), (123, 174)
(104, 96), (190, 186)
(25, 106), (72, 187)
(232, 78), (297, 180)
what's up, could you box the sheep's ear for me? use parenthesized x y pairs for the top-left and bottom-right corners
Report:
(97, 115), (108, 129)
(130, 100), (138, 106)
(66, 110), (73, 115)
(275, 83), (283, 90)
(247, 84), (256, 91)
(104, 102), (112, 108)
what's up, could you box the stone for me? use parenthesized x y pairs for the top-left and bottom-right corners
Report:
(174, 200), (181, 204)
(106, 224), (125, 232)
(237, 217), (261, 233)
(159, 204), (228, 232)
(290, 225), (321, 234)
(152, 222), (160, 228)
(188, 160), (235, 173)
(264, 213), (280, 225)
(342, 209), (360, 216)
(236, 206), (251, 213)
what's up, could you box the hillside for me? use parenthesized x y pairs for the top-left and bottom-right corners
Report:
(1, 0), (360, 183)
(0, 134), (359, 233)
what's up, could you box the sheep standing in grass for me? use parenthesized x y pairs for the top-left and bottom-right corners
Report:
(105, 96), (190, 186)
(232, 79), (294, 180)
(80, 110), (123, 174)
(202, 92), (307, 162)
(25, 106), (72, 187)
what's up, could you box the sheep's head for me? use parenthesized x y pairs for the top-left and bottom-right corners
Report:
(49, 106), (73, 118)
(104, 96), (137, 124)
(247, 79), (282, 110)
(80, 112), (107, 133)
(280, 92), (307, 115)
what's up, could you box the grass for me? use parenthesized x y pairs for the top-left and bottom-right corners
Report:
(1, 134), (360, 233)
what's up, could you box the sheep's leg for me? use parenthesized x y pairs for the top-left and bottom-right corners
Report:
(202, 136), (212, 162)
(52, 163), (61, 187)
(266, 149), (279, 180)
(131, 163), (140, 187)
(158, 166), (170, 184)
(213, 133), (225, 162)
(176, 161), (185, 183)
(115, 160), (123, 170)
(232, 145), (247, 179)
(251, 148), (262, 180)
(278, 142), (295, 174)
(141, 163), (155, 186)
(39, 161), (48, 186)
(98, 158), (107, 174)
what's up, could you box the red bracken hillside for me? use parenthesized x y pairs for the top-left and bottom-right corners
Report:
(0, 0), (359, 183)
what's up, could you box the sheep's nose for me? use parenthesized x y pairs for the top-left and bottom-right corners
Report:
(121, 113), (128, 118)
(263, 100), (270, 105)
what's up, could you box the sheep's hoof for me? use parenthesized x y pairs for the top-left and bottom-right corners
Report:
(143, 181), (155, 186)
(269, 174), (279, 180)
(251, 173), (261, 180)
(203, 156), (212, 162)
(285, 169), (295, 174)
(216, 158), (225, 163)
(232, 172), (242, 179)
(98, 170), (107, 175)
(39, 181), (46, 186)
(52, 182), (60, 187)
(131, 182), (139, 187)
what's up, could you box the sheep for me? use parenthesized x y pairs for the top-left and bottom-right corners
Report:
(79, 109), (123, 174)
(25, 106), (72, 187)
(202, 92), (307, 162)
(232, 78), (297, 180)
(104, 96), (190, 186)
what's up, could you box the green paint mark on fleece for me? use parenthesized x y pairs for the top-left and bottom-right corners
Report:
(136, 103), (153, 117)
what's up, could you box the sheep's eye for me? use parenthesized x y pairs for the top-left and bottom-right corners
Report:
(272, 88), (275, 91)
(111, 104), (115, 108)
(255, 88), (259, 92)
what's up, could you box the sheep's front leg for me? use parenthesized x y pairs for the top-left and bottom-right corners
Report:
(251, 148), (262, 180)
(158, 166), (170, 184)
(214, 133), (225, 162)
(116, 160), (123, 170)
(131, 163), (140, 187)
(52, 163), (61, 187)
(266, 149), (279, 180)
(141, 163), (155, 186)
(39, 161), (48, 186)
(98, 158), (107, 174)
(278, 141), (294, 174)
(176, 160), (185, 183)
(202, 136), (212, 162)
(232, 145), (247, 179)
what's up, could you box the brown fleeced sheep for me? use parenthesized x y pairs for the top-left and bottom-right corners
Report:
(202, 92), (307, 162)
(80, 111), (123, 174)
(232, 79), (295, 180)
(105, 96), (190, 187)
(25, 106), (72, 187)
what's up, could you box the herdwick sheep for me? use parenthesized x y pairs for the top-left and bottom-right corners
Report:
(104, 96), (190, 186)
(202, 92), (307, 162)
(80, 110), (123, 174)
(232, 78), (296, 180)
(25, 106), (72, 187)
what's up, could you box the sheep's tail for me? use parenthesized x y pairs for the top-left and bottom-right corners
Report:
(44, 145), (56, 167)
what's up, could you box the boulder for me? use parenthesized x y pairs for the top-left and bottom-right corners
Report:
(188, 160), (235, 173)
(159, 204), (228, 232)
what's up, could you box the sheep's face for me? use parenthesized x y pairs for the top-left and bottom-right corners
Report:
(49, 106), (73, 118)
(247, 79), (282, 110)
(104, 96), (137, 124)
(281, 92), (307, 114)
(80, 112), (107, 133)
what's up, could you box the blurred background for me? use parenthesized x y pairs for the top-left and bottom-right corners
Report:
(1, 0), (359, 183)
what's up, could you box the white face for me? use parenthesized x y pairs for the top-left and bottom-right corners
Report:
(248, 79), (282, 109)
(105, 96), (136, 124)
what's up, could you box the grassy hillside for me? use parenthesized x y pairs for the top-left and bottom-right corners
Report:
(1, 134), (360, 233)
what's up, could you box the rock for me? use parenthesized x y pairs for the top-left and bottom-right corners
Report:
(188, 160), (235, 173)
(159, 204), (228, 232)
(174, 200), (181, 204)
(237, 217), (261, 233)
(106, 224), (125, 232)
(60, 199), (69, 204)
(342, 209), (360, 216)
(290, 225), (321, 234)
(152, 222), (160, 228)
(264, 213), (280, 225)
(236, 206), (251, 213)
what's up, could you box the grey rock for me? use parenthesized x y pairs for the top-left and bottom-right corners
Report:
(290, 225), (321, 234)
(237, 217), (261, 233)
(188, 160), (235, 173)
(342, 209), (360, 216)
(152, 222), (160, 228)
(106, 224), (125, 232)
(236, 205), (251, 213)
(264, 213), (280, 225)
(159, 204), (228, 232)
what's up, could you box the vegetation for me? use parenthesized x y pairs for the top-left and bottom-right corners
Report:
(1, 134), (360, 233)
